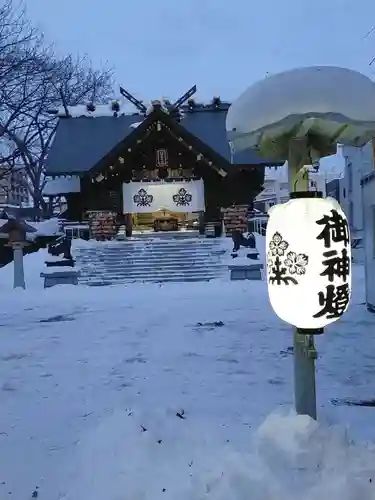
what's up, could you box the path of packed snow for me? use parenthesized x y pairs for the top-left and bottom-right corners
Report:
(0, 246), (375, 499)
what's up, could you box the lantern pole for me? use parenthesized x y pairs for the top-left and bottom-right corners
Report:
(12, 242), (26, 289)
(288, 139), (318, 420)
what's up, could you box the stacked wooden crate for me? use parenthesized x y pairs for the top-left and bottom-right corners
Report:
(87, 211), (117, 240)
(222, 204), (249, 236)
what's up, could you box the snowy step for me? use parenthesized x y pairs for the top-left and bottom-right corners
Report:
(78, 260), (224, 267)
(76, 253), (218, 262)
(75, 245), (220, 252)
(76, 254), (223, 262)
(75, 249), (219, 256)
(79, 271), (225, 279)
(75, 252), (219, 260)
(79, 268), (225, 277)
(80, 265), (228, 275)
(74, 238), (229, 284)
(79, 275), (223, 286)
(75, 240), (219, 247)
(79, 270), (224, 279)
(79, 268), (225, 280)
(78, 269), (222, 278)
(77, 257), (222, 265)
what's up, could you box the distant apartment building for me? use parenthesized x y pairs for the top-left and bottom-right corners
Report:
(254, 166), (328, 212)
(0, 165), (29, 205)
(359, 142), (375, 312)
(326, 178), (341, 203)
(340, 142), (374, 238)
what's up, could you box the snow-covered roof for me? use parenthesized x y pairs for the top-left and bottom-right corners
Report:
(31, 218), (61, 238)
(43, 176), (81, 196)
(129, 122), (143, 129)
(56, 98), (171, 119)
(0, 217), (61, 241)
(46, 104), (282, 176)
(56, 102), (126, 118)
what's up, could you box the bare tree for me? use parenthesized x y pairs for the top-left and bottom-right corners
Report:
(0, 0), (41, 88)
(12, 55), (113, 211)
(0, 1), (113, 211)
(0, 0), (43, 180)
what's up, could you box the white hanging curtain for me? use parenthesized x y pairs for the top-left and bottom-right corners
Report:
(122, 180), (205, 213)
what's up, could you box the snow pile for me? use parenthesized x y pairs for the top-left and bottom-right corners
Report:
(61, 409), (375, 500)
(220, 233), (265, 268)
(31, 217), (61, 237)
(255, 233), (266, 267)
(0, 257), (373, 498)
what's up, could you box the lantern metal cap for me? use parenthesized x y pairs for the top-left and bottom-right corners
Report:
(289, 191), (323, 199)
(296, 327), (324, 335)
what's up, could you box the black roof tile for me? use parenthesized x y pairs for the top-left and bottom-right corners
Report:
(181, 108), (275, 165)
(45, 107), (281, 176)
(45, 114), (143, 175)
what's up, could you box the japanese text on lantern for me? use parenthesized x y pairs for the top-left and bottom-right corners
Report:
(313, 209), (350, 320)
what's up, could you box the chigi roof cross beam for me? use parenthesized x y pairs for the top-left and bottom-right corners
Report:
(172, 85), (197, 109)
(119, 87), (147, 114)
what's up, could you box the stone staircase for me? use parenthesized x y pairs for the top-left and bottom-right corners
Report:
(74, 235), (228, 286)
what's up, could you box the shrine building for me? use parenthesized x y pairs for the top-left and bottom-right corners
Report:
(44, 86), (282, 236)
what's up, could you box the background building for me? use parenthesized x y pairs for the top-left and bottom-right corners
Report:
(361, 169), (375, 312)
(326, 178), (341, 203)
(254, 164), (333, 213)
(0, 165), (29, 206)
(339, 142), (374, 240)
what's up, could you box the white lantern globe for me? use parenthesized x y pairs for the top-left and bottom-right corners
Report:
(266, 193), (351, 329)
(226, 66), (375, 159)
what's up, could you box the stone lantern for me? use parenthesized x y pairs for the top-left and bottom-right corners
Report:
(226, 66), (375, 420)
(1, 218), (37, 289)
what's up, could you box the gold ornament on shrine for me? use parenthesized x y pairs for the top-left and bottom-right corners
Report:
(156, 148), (168, 168)
(266, 193), (351, 329)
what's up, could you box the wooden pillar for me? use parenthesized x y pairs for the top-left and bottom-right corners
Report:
(125, 213), (133, 237)
(65, 193), (83, 222)
(203, 173), (223, 224)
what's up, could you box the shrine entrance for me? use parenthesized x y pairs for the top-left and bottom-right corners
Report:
(132, 210), (201, 232)
(123, 180), (205, 232)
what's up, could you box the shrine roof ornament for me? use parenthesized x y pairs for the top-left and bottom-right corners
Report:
(46, 97), (282, 176)
(53, 85), (229, 119)
(226, 66), (375, 160)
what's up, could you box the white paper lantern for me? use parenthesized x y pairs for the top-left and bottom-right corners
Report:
(266, 195), (351, 330)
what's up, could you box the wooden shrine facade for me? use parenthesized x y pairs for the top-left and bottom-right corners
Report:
(44, 87), (283, 234)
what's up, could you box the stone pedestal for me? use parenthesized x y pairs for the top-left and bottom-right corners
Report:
(229, 263), (263, 281)
(40, 270), (80, 288)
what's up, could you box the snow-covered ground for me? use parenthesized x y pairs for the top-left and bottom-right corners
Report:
(0, 240), (375, 499)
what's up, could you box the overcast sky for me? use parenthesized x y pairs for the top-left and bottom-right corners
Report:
(24, 0), (375, 173)
(25, 0), (375, 104)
